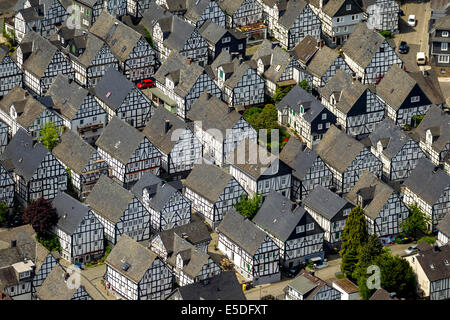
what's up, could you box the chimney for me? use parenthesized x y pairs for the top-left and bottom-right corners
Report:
(11, 240), (17, 248)
(165, 120), (170, 133)
(351, 73), (356, 83)
(188, 59), (192, 65)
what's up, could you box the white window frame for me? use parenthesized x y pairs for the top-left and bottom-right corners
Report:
(411, 96), (420, 103)
(442, 42), (448, 51)
(442, 31), (449, 37)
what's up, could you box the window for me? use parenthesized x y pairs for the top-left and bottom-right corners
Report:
(442, 42), (448, 51)
(306, 223), (314, 231)
(322, 113), (327, 120)
(296, 225), (305, 233)
(411, 96), (420, 103)
(318, 124), (323, 130)
(442, 31), (449, 37)
(238, 44), (244, 50)
(346, 4), (351, 10)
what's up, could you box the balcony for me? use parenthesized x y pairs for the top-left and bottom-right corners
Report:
(77, 123), (104, 134)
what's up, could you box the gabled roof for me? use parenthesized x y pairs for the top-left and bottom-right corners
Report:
(345, 170), (396, 220)
(303, 184), (350, 220)
(278, 0), (307, 28)
(416, 244), (450, 282)
(199, 19), (246, 45)
(66, 31), (108, 68)
(154, 52), (205, 98)
(140, 3), (173, 29)
(412, 105), (450, 154)
(409, 69), (445, 106)
(188, 91), (243, 138)
(252, 39), (292, 83)
(333, 278), (359, 294)
(334, 78), (368, 115)
(157, 219), (211, 253)
(143, 106), (191, 155)
(376, 64), (417, 110)
(156, 15), (196, 52)
(162, 0), (195, 12)
(368, 119), (412, 160)
(290, 270), (339, 300)
(403, 157), (450, 206)
(0, 129), (49, 182)
(253, 190), (306, 242)
(434, 13), (450, 30)
(437, 214), (450, 238)
(369, 288), (399, 300)
(105, 234), (158, 283)
(184, 164), (235, 203)
(218, 0), (246, 15)
(319, 69), (352, 101)
(93, 67), (135, 110)
(218, 58), (258, 89)
(342, 22), (386, 69)
(53, 130), (96, 175)
(217, 208), (268, 256)
(315, 125), (366, 173)
(306, 45), (341, 78)
(291, 34), (319, 65)
(85, 175), (135, 224)
(322, 0), (362, 17)
(185, 0), (211, 22)
(95, 117), (146, 164)
(52, 192), (91, 235)
(279, 138), (319, 180)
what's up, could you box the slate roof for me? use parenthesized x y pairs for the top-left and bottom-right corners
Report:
(89, 11), (144, 62)
(434, 13), (450, 30)
(85, 175), (135, 224)
(52, 192), (91, 235)
(93, 67), (135, 111)
(205, 50), (233, 79)
(156, 15), (196, 52)
(105, 234), (158, 283)
(291, 34), (318, 65)
(218, 0), (246, 15)
(173, 271), (246, 300)
(154, 52), (205, 98)
(303, 184), (349, 220)
(293, 270), (338, 300)
(278, 0), (307, 28)
(95, 117), (145, 164)
(188, 91), (242, 137)
(252, 39), (292, 83)
(217, 58), (258, 89)
(322, 0), (362, 17)
(334, 80), (367, 115)
(319, 69), (352, 101)
(342, 22), (386, 69)
(276, 85), (327, 123)
(66, 31), (107, 68)
(403, 157), (450, 206)
(279, 137), (319, 180)
(185, 0), (210, 22)
(416, 244), (450, 282)
(140, 3), (173, 29)
(217, 208), (268, 256)
(199, 19), (246, 45)
(368, 119), (412, 160)
(306, 45), (341, 78)
(376, 64), (416, 110)
(409, 70), (445, 106)
(437, 214), (450, 238)
(163, 0), (195, 12)
(345, 170), (396, 220)
(184, 164), (235, 203)
(412, 105), (450, 154)
(36, 265), (88, 300)
(253, 190), (306, 242)
(18, 31), (58, 78)
(369, 288), (399, 300)
(314, 125), (365, 173)
(0, 129), (49, 182)
(157, 220), (211, 252)
(143, 106), (190, 155)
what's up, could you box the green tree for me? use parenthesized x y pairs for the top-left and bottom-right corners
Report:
(400, 204), (430, 240)
(417, 236), (436, 245)
(0, 202), (8, 224)
(143, 26), (154, 49)
(272, 86), (292, 103)
(298, 80), (312, 93)
(38, 121), (60, 151)
(36, 233), (61, 252)
(254, 104), (279, 130)
(234, 193), (262, 219)
(339, 206), (369, 279)
(243, 107), (262, 129)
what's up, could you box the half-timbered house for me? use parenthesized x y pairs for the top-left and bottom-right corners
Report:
(143, 107), (202, 179)
(184, 164), (247, 228)
(153, 52), (221, 119)
(198, 19), (247, 62)
(188, 91), (257, 166)
(52, 192), (104, 263)
(402, 157), (450, 230)
(156, 0), (194, 16)
(52, 130), (109, 200)
(46, 74), (107, 144)
(376, 64), (432, 127)
(104, 0), (127, 17)
(73, 0), (106, 27)
(227, 138), (292, 199)
(0, 86), (64, 140)
(314, 125), (382, 194)
(253, 190), (325, 268)
(185, 0), (227, 28)
(131, 172), (191, 232)
(93, 67), (153, 129)
(291, 34), (319, 70)
(276, 85), (336, 148)
(104, 234), (173, 300)
(252, 39), (300, 94)
(309, 0), (364, 46)
(303, 184), (353, 251)
(218, 0), (263, 28)
(437, 214), (450, 246)
(127, 0), (153, 18)
(0, 129), (67, 202)
(319, 69), (385, 137)
(13, 31), (74, 96)
(0, 120), (8, 155)
(430, 15), (450, 67)
(342, 22), (402, 84)
(95, 117), (162, 188)
(89, 12), (156, 81)
(368, 119), (426, 181)
(266, 0), (321, 50)
(0, 160), (15, 208)
(411, 105), (450, 166)
(284, 270), (341, 300)
(52, 26), (119, 88)
(217, 207), (280, 285)
(346, 170), (410, 237)
(279, 138), (333, 202)
(359, 0), (399, 32)
(85, 175), (151, 244)
(0, 46), (23, 98)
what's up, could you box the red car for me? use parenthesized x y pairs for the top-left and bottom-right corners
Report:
(137, 79), (155, 89)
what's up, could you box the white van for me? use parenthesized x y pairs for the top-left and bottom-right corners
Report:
(416, 52), (426, 65)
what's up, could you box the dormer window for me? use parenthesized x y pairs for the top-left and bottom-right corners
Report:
(166, 78), (174, 89)
(346, 4), (351, 10)
(377, 140), (383, 153)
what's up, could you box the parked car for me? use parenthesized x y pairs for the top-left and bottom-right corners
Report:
(137, 79), (155, 89)
(399, 41), (409, 54)
(408, 15), (416, 27)
(416, 52), (426, 65)
(404, 244), (418, 255)
(74, 262), (85, 270)
(286, 264), (302, 278)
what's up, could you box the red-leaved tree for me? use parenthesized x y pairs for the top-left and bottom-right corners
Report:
(23, 197), (59, 236)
